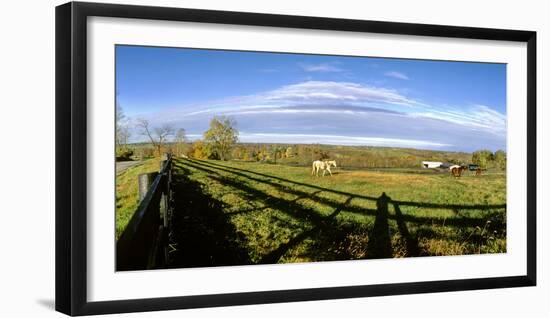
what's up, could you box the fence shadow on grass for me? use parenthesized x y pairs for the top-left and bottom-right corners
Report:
(167, 165), (252, 269)
(169, 159), (506, 266)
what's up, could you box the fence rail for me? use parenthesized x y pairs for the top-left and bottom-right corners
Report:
(116, 154), (173, 271)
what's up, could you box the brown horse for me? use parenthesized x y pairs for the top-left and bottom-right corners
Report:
(451, 166), (468, 178)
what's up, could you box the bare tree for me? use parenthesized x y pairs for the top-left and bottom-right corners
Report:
(271, 145), (284, 164)
(174, 128), (187, 157)
(136, 119), (175, 156)
(116, 104), (131, 149)
(118, 125), (131, 147)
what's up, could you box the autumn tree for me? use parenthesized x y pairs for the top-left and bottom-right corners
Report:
(494, 150), (507, 170)
(189, 140), (210, 159)
(203, 116), (239, 161)
(285, 146), (295, 158)
(231, 146), (246, 160)
(136, 118), (174, 156)
(472, 149), (494, 169)
(242, 149), (251, 161)
(257, 148), (271, 162)
(313, 147), (330, 160)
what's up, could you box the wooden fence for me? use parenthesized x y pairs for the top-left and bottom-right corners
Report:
(116, 154), (173, 271)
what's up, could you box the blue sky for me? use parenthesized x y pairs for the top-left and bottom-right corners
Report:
(116, 45), (506, 152)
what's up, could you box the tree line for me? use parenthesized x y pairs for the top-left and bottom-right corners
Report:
(471, 149), (506, 170)
(116, 105), (238, 161)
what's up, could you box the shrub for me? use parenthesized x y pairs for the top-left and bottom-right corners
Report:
(116, 148), (134, 161)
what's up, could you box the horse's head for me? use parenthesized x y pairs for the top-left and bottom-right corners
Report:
(328, 160), (337, 167)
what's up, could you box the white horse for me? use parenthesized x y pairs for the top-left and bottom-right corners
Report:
(311, 160), (337, 177)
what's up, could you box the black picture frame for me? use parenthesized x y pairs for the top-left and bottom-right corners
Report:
(55, 1), (537, 316)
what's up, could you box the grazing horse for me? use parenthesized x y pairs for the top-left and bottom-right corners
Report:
(312, 160), (337, 177)
(450, 165), (468, 178)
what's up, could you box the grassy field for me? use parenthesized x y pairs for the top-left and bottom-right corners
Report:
(115, 158), (160, 239)
(164, 158), (506, 266)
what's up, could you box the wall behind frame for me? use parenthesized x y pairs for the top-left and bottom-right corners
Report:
(0, 0), (546, 317)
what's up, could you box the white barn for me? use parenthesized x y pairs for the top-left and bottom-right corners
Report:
(421, 161), (443, 169)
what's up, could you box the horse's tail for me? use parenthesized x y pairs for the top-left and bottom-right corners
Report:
(311, 162), (315, 175)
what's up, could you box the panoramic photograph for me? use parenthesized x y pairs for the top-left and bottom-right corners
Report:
(114, 45), (507, 271)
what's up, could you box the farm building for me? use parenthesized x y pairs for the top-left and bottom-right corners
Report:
(468, 164), (480, 171)
(421, 161), (443, 168)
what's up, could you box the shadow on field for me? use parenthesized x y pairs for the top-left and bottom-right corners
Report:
(167, 165), (252, 268)
(168, 159), (506, 266)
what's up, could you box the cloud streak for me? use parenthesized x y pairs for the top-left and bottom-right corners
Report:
(263, 81), (417, 106)
(299, 62), (344, 72)
(384, 71), (409, 80)
(154, 81), (419, 119)
(411, 104), (506, 135)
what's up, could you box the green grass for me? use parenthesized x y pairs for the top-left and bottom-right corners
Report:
(170, 158), (506, 264)
(115, 158), (160, 239)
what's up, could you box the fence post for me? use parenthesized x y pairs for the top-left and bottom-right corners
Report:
(159, 160), (168, 225)
(138, 172), (158, 202)
(158, 155), (171, 266)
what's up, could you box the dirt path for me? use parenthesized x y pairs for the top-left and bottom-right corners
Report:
(116, 161), (142, 174)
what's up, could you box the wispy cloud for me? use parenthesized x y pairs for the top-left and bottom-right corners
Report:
(299, 62), (343, 72)
(384, 71), (409, 80)
(263, 81), (417, 106)
(226, 105), (399, 117)
(131, 80), (506, 151)
(412, 104), (506, 135)
(155, 81), (419, 119)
